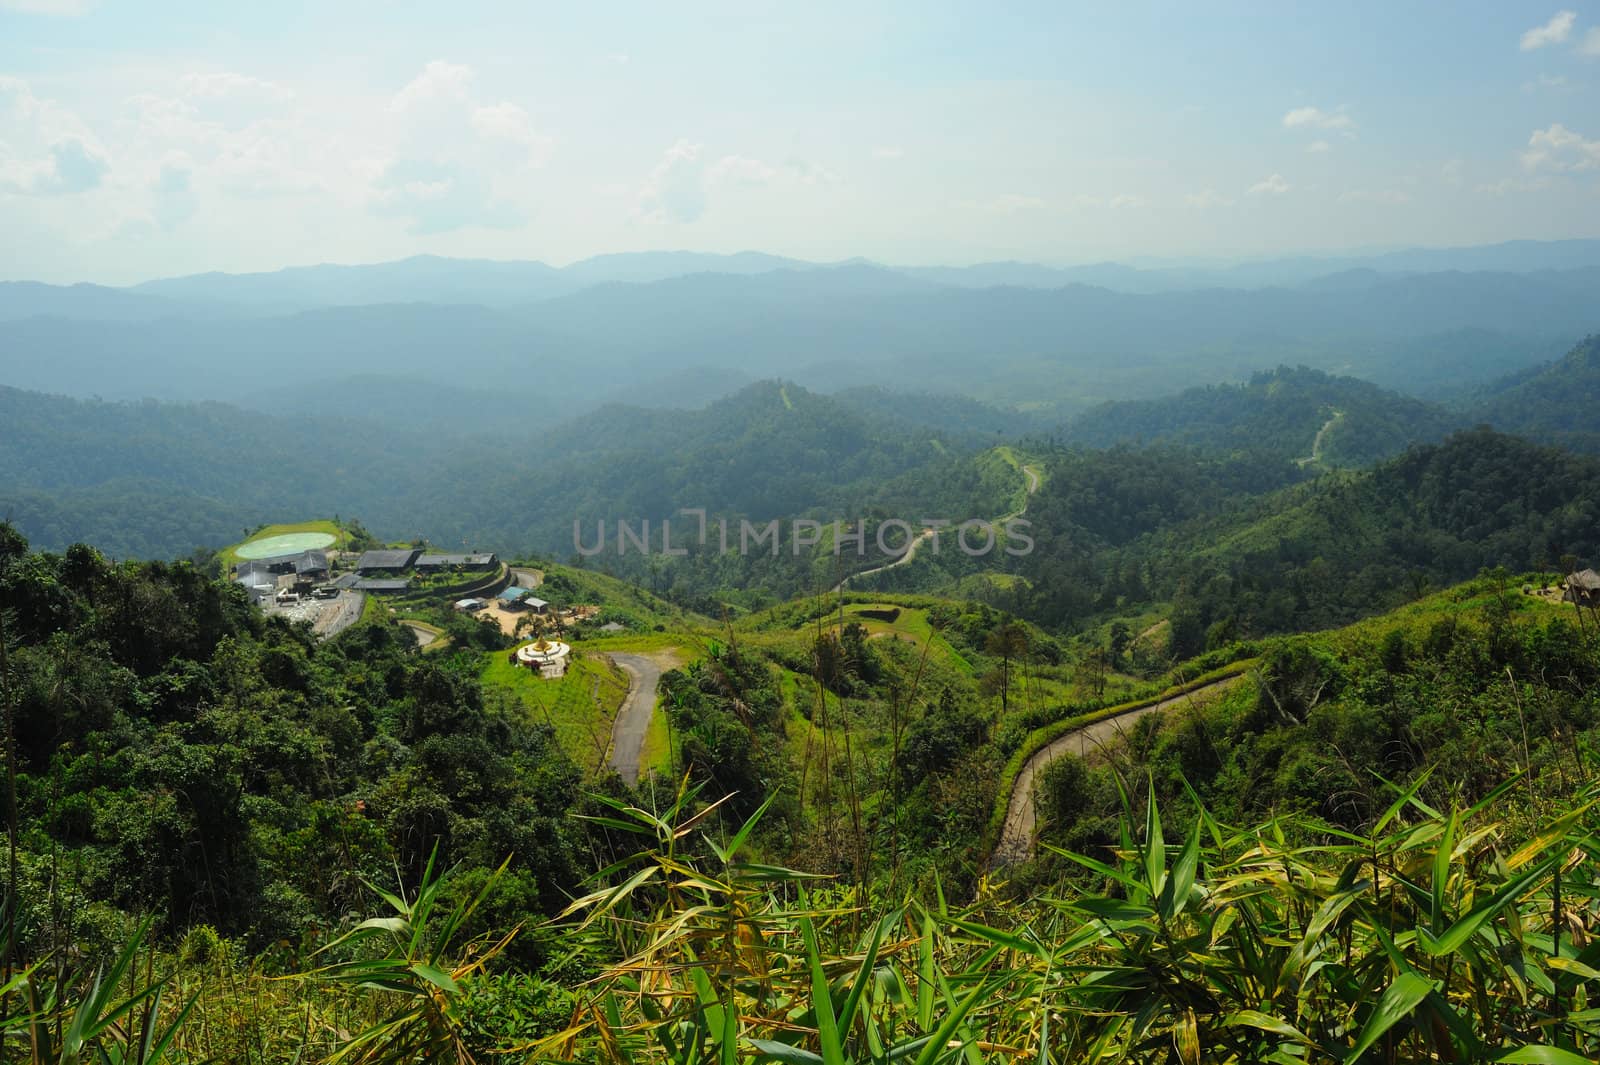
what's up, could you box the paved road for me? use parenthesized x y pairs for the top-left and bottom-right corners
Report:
(832, 462), (1041, 594)
(989, 673), (1251, 868)
(401, 620), (439, 648)
(607, 653), (664, 785)
(829, 527), (937, 593)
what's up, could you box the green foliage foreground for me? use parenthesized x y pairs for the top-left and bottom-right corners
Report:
(5, 750), (1599, 1064)
(529, 774), (1600, 1064)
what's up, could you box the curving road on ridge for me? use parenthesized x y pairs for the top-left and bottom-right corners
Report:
(831, 462), (1041, 594)
(989, 673), (1251, 868)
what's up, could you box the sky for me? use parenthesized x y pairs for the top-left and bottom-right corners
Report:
(1, 1), (1599, 284)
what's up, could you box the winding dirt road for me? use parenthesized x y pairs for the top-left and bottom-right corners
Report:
(1297, 410), (1344, 468)
(989, 673), (1251, 868)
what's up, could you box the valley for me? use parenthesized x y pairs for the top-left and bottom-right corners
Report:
(3, 246), (1599, 1064)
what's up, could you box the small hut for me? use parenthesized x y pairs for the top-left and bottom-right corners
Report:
(1564, 569), (1600, 608)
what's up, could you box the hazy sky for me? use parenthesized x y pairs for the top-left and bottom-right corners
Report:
(2, 1), (1599, 283)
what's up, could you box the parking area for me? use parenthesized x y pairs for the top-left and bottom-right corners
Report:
(265, 590), (366, 637)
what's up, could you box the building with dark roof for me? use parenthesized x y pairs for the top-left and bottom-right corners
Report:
(416, 553), (497, 570)
(234, 560), (277, 582)
(356, 548), (421, 573)
(354, 578), (410, 593)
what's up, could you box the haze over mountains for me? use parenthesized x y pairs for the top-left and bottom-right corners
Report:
(1, 239), (1597, 425)
(2, 237), (1597, 563)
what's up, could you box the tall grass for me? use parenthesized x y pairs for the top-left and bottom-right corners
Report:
(536, 772), (1600, 1064)
(4, 770), (1596, 1062)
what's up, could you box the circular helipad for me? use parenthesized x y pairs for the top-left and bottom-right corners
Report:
(236, 532), (337, 559)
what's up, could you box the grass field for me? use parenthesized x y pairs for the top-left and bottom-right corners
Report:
(481, 650), (631, 775)
(221, 519), (347, 567)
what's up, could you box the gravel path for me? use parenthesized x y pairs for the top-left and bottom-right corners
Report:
(989, 673), (1251, 868)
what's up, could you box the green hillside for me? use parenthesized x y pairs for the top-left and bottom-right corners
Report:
(5, 517), (1598, 1061)
(1473, 333), (1600, 452)
(1060, 365), (1463, 467)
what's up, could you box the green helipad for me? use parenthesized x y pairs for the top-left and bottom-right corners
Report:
(235, 532), (337, 559)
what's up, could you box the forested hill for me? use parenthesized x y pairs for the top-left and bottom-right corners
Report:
(1058, 365), (1460, 466)
(982, 429), (1600, 650)
(0, 380), (1012, 562)
(1472, 333), (1600, 453)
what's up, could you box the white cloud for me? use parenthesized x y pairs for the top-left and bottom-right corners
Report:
(390, 60), (474, 114)
(151, 153), (196, 229)
(1339, 188), (1411, 205)
(1108, 193), (1145, 209)
(470, 102), (552, 162)
(1183, 189), (1233, 208)
(179, 71), (293, 105)
(1520, 11), (1576, 51)
(0, 76), (109, 196)
(1582, 27), (1600, 56)
(211, 126), (324, 197)
(368, 63), (555, 231)
(872, 145), (904, 160)
(636, 139), (708, 223)
(1476, 176), (1551, 196)
(1282, 106), (1354, 132)
(1248, 173), (1291, 196)
(708, 153), (778, 186)
(1521, 122), (1600, 172)
(1522, 73), (1570, 92)
(369, 156), (519, 233)
(784, 157), (838, 186)
(959, 192), (1046, 213)
(0, 0), (91, 13)
(1441, 158), (1464, 185)
(1306, 139), (1332, 154)
(633, 146), (835, 221)
(0, 136), (108, 195)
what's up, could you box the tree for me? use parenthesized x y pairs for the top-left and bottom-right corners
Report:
(984, 621), (1029, 720)
(1108, 621), (1133, 668)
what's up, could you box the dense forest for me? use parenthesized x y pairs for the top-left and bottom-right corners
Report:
(4, 524), (1599, 1061)
(0, 524), (593, 962)
(1058, 365), (1461, 467)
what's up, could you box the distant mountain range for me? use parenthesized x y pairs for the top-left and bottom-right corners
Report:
(1055, 335), (1600, 466)
(6, 238), (1600, 320)
(1, 255), (1594, 420)
(4, 336), (1598, 564)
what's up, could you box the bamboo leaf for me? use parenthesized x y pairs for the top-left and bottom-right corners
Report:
(1343, 972), (1433, 1062)
(1492, 1049), (1598, 1065)
(1144, 778), (1166, 900)
(1160, 819), (1201, 922)
(748, 1039), (826, 1064)
(800, 911), (846, 1065)
(408, 962), (459, 993)
(1420, 858), (1553, 956)
(1223, 1011), (1311, 1043)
